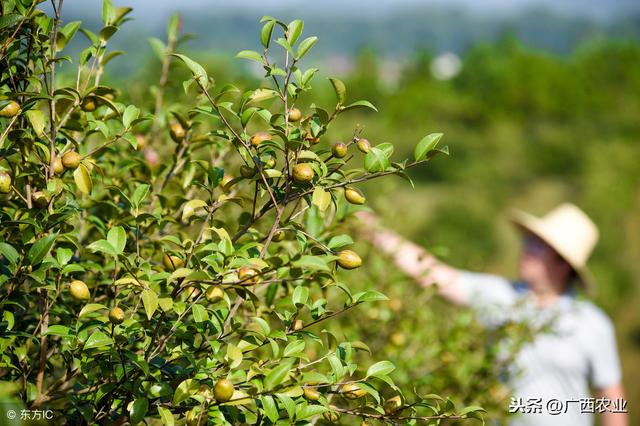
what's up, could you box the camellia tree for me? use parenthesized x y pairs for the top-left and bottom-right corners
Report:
(0, 1), (486, 424)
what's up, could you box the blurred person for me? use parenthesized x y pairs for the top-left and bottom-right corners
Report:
(358, 203), (627, 426)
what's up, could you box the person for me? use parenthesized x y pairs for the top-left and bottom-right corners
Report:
(357, 203), (627, 426)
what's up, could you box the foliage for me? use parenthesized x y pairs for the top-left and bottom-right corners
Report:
(0, 1), (490, 425)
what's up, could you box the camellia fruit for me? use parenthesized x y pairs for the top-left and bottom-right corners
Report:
(69, 280), (90, 301)
(31, 191), (49, 208)
(384, 395), (402, 414)
(163, 254), (184, 271)
(109, 306), (125, 324)
(250, 131), (271, 147)
(331, 142), (348, 158)
(303, 387), (320, 401)
(356, 138), (371, 153)
(238, 266), (258, 284)
(336, 250), (362, 270)
(288, 107), (302, 122)
(273, 229), (286, 242)
(344, 187), (366, 205)
(0, 172), (11, 193)
(340, 383), (366, 399)
(205, 286), (224, 303)
(213, 379), (235, 403)
(52, 156), (65, 175)
(0, 100), (20, 118)
(293, 319), (304, 331)
(169, 122), (186, 142)
(62, 151), (81, 169)
(292, 163), (314, 183)
(81, 96), (97, 112)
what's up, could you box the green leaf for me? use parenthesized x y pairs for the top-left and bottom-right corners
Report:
(171, 53), (208, 88)
(87, 239), (117, 257)
(260, 20), (276, 48)
(192, 304), (208, 323)
(261, 395), (278, 423)
(44, 325), (72, 336)
(296, 36), (317, 59)
(366, 360), (395, 378)
(27, 234), (57, 266)
(226, 343), (243, 368)
(99, 25), (118, 42)
(129, 397), (148, 425)
(102, 0), (115, 25)
(287, 19), (304, 45)
(283, 339), (305, 357)
(354, 290), (389, 303)
(292, 286), (309, 307)
(56, 247), (73, 266)
(73, 163), (93, 195)
(122, 105), (139, 128)
(311, 187), (331, 212)
(460, 405), (487, 416)
(79, 303), (107, 317)
(328, 77), (346, 104)
(157, 407), (174, 426)
(248, 88), (279, 104)
(173, 379), (198, 405)
(292, 255), (330, 271)
(148, 37), (166, 61)
(265, 361), (293, 390)
(414, 133), (444, 161)
(107, 226), (126, 254)
(84, 330), (113, 350)
(327, 235), (353, 250)
(341, 100), (378, 113)
(236, 50), (264, 63)
(141, 289), (158, 320)
(25, 109), (46, 136)
(182, 199), (207, 223)
(0, 243), (19, 265)
(132, 184), (150, 207)
(364, 147), (390, 172)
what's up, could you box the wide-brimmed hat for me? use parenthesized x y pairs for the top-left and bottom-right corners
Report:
(508, 203), (599, 291)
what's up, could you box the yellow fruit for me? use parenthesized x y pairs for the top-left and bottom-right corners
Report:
(163, 254), (184, 271)
(0, 172), (11, 194)
(62, 151), (81, 169)
(213, 379), (235, 403)
(288, 107), (302, 122)
(69, 280), (90, 301)
(31, 191), (49, 208)
(331, 142), (348, 158)
(169, 122), (186, 142)
(264, 156), (277, 168)
(205, 286), (224, 303)
(238, 266), (258, 285)
(323, 411), (340, 422)
(52, 156), (65, 174)
(340, 383), (366, 399)
(81, 97), (97, 112)
(303, 387), (320, 401)
(250, 131), (272, 147)
(273, 229), (286, 242)
(0, 100), (20, 118)
(109, 306), (125, 324)
(336, 250), (362, 270)
(390, 332), (407, 347)
(240, 165), (256, 178)
(344, 187), (366, 205)
(292, 163), (314, 183)
(293, 319), (304, 331)
(356, 138), (371, 153)
(384, 395), (402, 414)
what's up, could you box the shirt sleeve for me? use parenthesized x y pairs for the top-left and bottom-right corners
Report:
(456, 270), (518, 308)
(586, 308), (622, 389)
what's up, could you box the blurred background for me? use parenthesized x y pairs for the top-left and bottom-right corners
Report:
(61, 0), (640, 423)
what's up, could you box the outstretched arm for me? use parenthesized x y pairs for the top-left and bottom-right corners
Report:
(596, 384), (628, 426)
(356, 211), (470, 306)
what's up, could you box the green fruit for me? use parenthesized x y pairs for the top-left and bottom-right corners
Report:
(264, 156), (277, 168)
(205, 286), (224, 303)
(273, 229), (286, 242)
(169, 122), (186, 142)
(251, 131), (271, 147)
(213, 379), (235, 403)
(356, 138), (371, 153)
(0, 172), (11, 194)
(292, 163), (314, 183)
(81, 97), (97, 112)
(288, 107), (302, 122)
(0, 100), (20, 118)
(336, 250), (362, 270)
(344, 187), (366, 205)
(109, 306), (125, 324)
(303, 387), (320, 401)
(340, 383), (366, 399)
(69, 280), (90, 301)
(31, 191), (49, 208)
(331, 142), (348, 158)
(52, 156), (65, 174)
(384, 395), (402, 414)
(163, 254), (184, 271)
(62, 151), (81, 169)
(240, 165), (256, 178)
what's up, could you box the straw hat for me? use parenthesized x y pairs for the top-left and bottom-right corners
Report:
(508, 203), (599, 291)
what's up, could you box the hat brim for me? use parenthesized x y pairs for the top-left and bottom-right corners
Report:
(508, 209), (595, 293)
